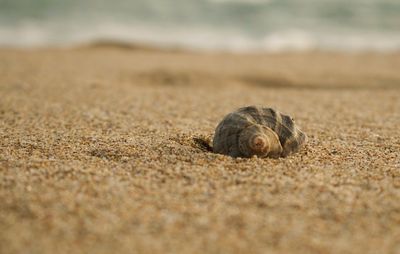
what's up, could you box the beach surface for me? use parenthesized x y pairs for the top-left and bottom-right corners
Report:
(1, 46), (400, 254)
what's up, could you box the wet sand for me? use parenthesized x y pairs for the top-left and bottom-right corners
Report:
(1, 46), (400, 254)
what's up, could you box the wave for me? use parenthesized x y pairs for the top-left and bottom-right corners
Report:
(1, 22), (400, 52)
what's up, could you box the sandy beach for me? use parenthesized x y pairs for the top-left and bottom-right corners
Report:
(1, 46), (400, 254)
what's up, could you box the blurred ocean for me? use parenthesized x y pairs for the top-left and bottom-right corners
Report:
(0, 0), (400, 52)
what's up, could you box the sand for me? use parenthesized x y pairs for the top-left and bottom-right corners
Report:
(1, 46), (400, 254)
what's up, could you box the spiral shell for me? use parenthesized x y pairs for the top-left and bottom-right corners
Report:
(212, 106), (307, 158)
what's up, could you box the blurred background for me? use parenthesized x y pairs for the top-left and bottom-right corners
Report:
(0, 0), (399, 52)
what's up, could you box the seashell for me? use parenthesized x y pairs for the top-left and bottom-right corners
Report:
(212, 106), (307, 158)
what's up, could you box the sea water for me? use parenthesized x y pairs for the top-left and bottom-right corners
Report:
(0, 0), (399, 51)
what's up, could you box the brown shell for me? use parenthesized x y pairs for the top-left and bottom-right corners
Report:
(212, 106), (307, 158)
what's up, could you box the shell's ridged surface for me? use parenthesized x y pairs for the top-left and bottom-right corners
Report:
(212, 106), (307, 158)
